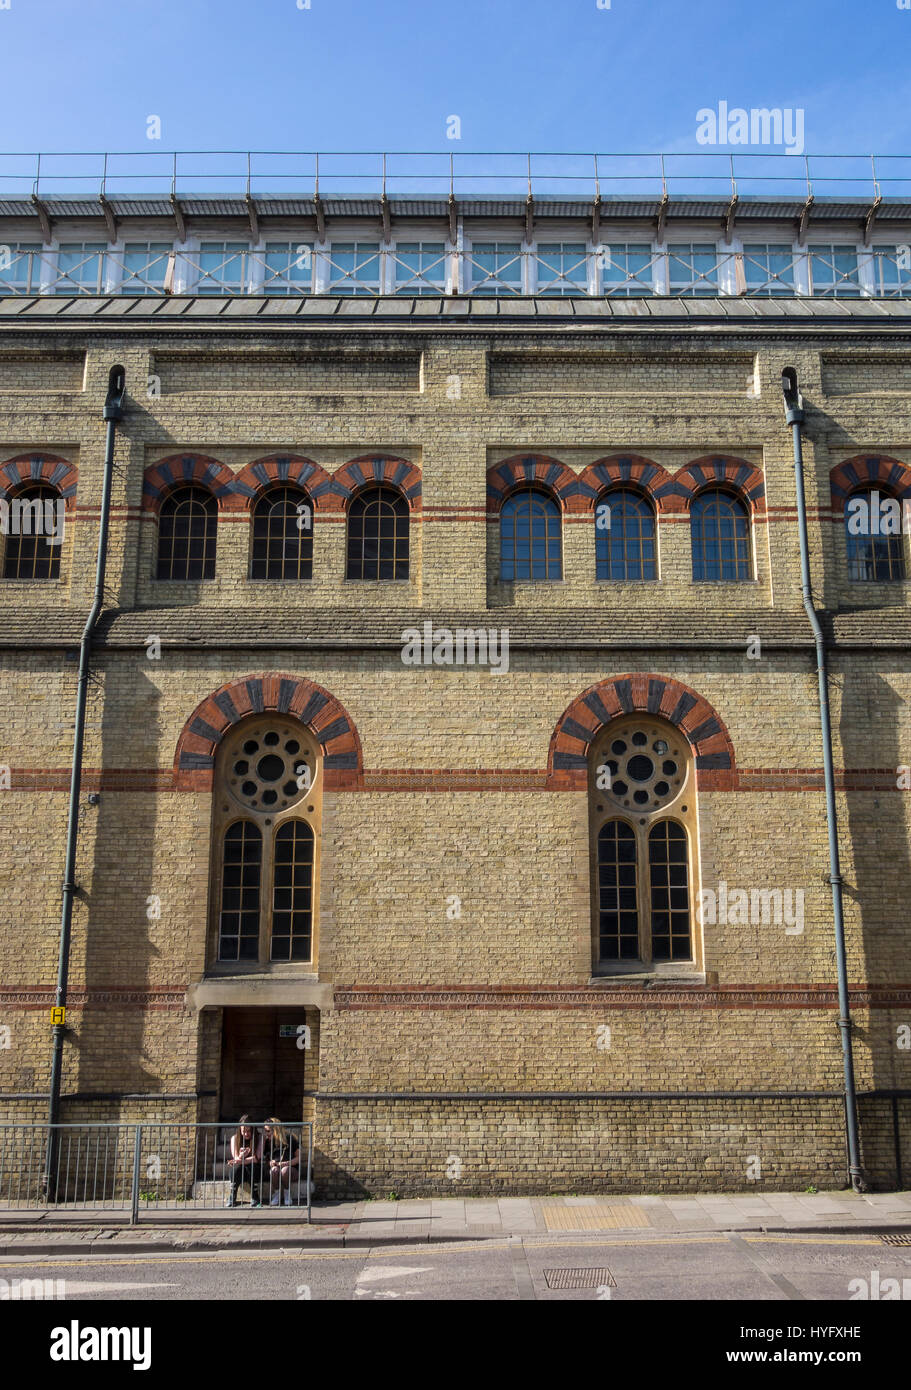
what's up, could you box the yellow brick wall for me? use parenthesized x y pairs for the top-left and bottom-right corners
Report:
(1, 326), (910, 1193)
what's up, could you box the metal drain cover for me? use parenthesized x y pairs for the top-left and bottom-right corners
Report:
(544, 1267), (616, 1289)
(879, 1233), (911, 1245)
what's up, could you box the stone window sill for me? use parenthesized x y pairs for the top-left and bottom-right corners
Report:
(589, 966), (709, 987)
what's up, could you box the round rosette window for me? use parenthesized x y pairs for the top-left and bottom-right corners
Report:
(598, 721), (688, 813)
(222, 719), (316, 813)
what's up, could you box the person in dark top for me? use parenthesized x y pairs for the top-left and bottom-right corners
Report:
(262, 1117), (302, 1206)
(226, 1115), (263, 1208)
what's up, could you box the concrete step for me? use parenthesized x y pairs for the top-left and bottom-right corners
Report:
(191, 1178), (314, 1204)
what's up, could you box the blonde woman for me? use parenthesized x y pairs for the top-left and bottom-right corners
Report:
(262, 1117), (302, 1206)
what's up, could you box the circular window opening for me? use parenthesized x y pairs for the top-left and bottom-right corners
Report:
(256, 754), (285, 782)
(222, 720), (319, 813)
(595, 718), (689, 814)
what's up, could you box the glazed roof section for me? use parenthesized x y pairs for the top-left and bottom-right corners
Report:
(5, 193), (911, 223)
(1, 293), (910, 322)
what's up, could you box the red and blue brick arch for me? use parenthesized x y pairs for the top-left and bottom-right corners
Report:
(547, 674), (737, 790)
(486, 453), (765, 514)
(829, 454), (911, 509)
(0, 452), (79, 508)
(229, 455), (421, 513)
(142, 453), (422, 513)
(173, 674), (363, 791)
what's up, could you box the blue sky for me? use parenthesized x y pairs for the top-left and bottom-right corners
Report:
(0, 0), (908, 192)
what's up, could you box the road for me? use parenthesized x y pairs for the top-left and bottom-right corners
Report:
(1, 1230), (907, 1301)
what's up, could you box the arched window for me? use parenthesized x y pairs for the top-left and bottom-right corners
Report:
(157, 486), (217, 580)
(212, 716), (321, 969)
(595, 488), (657, 581)
(590, 717), (696, 971)
(251, 486), (313, 581)
(845, 486), (906, 582)
(596, 820), (639, 961)
(218, 821), (262, 962)
(500, 487), (562, 581)
(2, 485), (63, 579)
(271, 822), (314, 961)
(648, 821), (691, 961)
(690, 489), (751, 582)
(346, 485), (409, 580)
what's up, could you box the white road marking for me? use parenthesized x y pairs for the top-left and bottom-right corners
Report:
(355, 1264), (431, 1282)
(58, 1281), (178, 1294)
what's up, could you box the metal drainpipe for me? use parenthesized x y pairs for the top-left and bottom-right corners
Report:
(781, 367), (865, 1193)
(44, 364), (126, 1192)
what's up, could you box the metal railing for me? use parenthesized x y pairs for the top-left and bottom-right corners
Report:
(0, 1122), (313, 1224)
(1, 149), (911, 202)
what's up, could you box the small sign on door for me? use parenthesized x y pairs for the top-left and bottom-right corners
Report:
(279, 1024), (305, 1038)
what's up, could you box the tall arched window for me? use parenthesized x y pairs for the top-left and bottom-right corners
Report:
(218, 821), (263, 961)
(648, 821), (691, 961)
(212, 716), (321, 969)
(251, 486), (313, 580)
(500, 487), (562, 581)
(595, 488), (657, 581)
(346, 485), (409, 580)
(596, 820), (639, 960)
(272, 822), (314, 961)
(590, 717), (697, 971)
(690, 489), (751, 582)
(2, 485), (64, 579)
(845, 486), (906, 582)
(157, 486), (217, 580)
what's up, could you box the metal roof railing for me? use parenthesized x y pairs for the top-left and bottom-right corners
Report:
(1, 149), (911, 203)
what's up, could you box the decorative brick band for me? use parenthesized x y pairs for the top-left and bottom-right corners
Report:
(334, 984), (911, 1010)
(3, 984), (908, 1012)
(7, 766), (904, 794)
(0, 987), (188, 1010)
(0, 452), (78, 511)
(548, 674), (737, 790)
(229, 454), (334, 512)
(141, 453), (236, 513)
(830, 454), (911, 509)
(174, 673), (362, 790)
(486, 454), (591, 513)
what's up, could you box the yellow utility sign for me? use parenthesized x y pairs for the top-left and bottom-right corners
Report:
(51, 1007), (65, 1026)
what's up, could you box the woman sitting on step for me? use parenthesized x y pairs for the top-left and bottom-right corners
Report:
(263, 1118), (302, 1206)
(225, 1116), (263, 1208)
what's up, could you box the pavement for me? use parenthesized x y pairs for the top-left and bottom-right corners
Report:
(1, 1188), (911, 1254)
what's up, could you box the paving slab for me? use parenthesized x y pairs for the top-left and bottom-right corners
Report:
(2, 1189), (910, 1253)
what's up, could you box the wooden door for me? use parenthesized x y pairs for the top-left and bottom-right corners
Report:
(220, 1008), (308, 1121)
